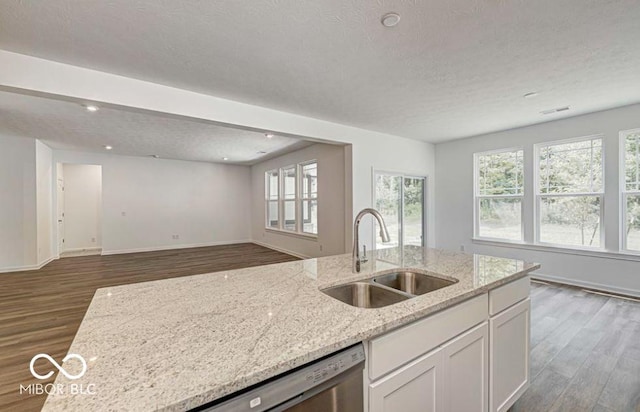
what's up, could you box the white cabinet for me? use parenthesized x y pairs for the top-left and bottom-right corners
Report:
(368, 294), (488, 380)
(369, 347), (443, 412)
(442, 322), (489, 412)
(489, 298), (530, 412)
(366, 278), (530, 412)
(369, 322), (489, 412)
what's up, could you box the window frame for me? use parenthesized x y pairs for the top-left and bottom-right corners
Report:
(265, 169), (280, 230)
(299, 160), (318, 235)
(534, 134), (605, 250)
(264, 160), (318, 238)
(373, 170), (428, 250)
(473, 147), (525, 243)
(620, 128), (640, 254)
(279, 164), (298, 233)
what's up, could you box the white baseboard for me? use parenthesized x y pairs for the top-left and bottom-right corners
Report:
(251, 241), (310, 259)
(60, 247), (102, 258)
(531, 272), (640, 298)
(0, 255), (57, 273)
(101, 239), (252, 256)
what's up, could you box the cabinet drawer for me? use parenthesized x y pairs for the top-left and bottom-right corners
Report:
(489, 277), (530, 316)
(369, 293), (488, 380)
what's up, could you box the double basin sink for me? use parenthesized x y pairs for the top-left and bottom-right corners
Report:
(322, 270), (458, 309)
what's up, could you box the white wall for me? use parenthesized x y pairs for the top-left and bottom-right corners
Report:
(353, 135), (436, 250)
(53, 150), (251, 255)
(435, 103), (640, 297)
(61, 163), (102, 251)
(0, 51), (436, 251)
(35, 140), (53, 264)
(0, 134), (37, 270)
(251, 143), (347, 258)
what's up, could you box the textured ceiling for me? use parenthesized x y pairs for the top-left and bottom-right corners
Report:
(1, 1), (640, 142)
(0, 91), (313, 164)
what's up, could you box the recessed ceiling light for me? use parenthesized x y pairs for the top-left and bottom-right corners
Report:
(85, 105), (99, 112)
(257, 151), (267, 154)
(381, 12), (401, 27)
(223, 157), (229, 161)
(150, 154), (160, 158)
(265, 133), (274, 139)
(104, 145), (113, 150)
(523, 92), (539, 99)
(540, 106), (570, 115)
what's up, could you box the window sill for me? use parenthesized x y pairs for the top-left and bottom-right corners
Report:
(472, 238), (640, 262)
(265, 228), (318, 240)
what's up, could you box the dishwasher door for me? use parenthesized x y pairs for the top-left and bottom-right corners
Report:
(280, 363), (363, 412)
(197, 344), (365, 412)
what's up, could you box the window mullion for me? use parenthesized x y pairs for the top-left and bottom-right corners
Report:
(589, 139), (594, 193)
(625, 136), (640, 189)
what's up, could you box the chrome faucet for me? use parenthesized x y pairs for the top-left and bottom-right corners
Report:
(352, 208), (391, 273)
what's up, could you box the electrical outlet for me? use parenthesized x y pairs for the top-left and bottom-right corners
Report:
(121, 211), (126, 217)
(91, 237), (96, 243)
(319, 244), (323, 251)
(172, 234), (180, 240)
(460, 245), (465, 252)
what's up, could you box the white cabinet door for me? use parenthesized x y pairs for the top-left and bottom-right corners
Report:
(442, 322), (489, 412)
(489, 298), (530, 412)
(369, 347), (443, 412)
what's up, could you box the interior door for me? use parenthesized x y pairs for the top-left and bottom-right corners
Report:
(57, 177), (65, 253)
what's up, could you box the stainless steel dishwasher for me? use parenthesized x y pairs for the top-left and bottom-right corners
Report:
(196, 344), (365, 412)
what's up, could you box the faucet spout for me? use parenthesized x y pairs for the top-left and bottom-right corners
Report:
(352, 208), (391, 273)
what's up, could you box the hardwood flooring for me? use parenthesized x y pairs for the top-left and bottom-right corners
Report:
(0, 243), (299, 412)
(2, 248), (639, 412)
(513, 282), (640, 412)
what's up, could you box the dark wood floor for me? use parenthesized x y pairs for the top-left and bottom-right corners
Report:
(513, 282), (640, 412)
(0, 243), (299, 412)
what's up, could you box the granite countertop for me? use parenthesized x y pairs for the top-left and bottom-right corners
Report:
(42, 247), (539, 412)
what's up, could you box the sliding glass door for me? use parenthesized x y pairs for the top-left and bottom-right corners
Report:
(374, 172), (426, 251)
(403, 176), (426, 247)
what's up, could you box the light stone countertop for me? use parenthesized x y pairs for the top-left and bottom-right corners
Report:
(42, 247), (539, 412)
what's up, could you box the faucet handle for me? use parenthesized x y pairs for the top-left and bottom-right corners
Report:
(361, 245), (368, 263)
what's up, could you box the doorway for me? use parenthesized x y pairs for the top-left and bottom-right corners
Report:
(56, 163), (103, 257)
(56, 171), (65, 253)
(374, 172), (427, 251)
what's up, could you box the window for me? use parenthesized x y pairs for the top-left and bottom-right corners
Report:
(536, 136), (603, 248)
(265, 160), (318, 236)
(622, 129), (640, 252)
(266, 170), (279, 229)
(282, 166), (297, 231)
(374, 172), (426, 251)
(474, 149), (524, 241)
(301, 162), (318, 235)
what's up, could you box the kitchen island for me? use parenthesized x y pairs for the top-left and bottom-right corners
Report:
(41, 247), (539, 412)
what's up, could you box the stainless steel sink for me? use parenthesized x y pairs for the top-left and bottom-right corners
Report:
(322, 282), (409, 309)
(373, 271), (457, 295)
